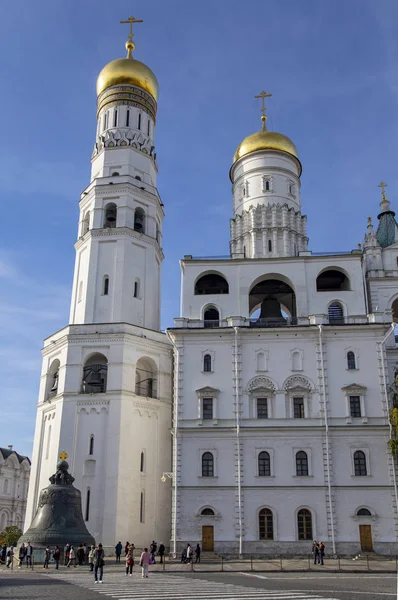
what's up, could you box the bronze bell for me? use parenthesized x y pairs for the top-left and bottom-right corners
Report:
(259, 295), (286, 323)
(18, 459), (95, 551)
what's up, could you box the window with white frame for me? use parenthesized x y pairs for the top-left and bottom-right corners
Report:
(342, 384), (367, 423)
(284, 375), (313, 419)
(354, 450), (367, 476)
(202, 350), (214, 373)
(258, 451), (271, 476)
(347, 351), (356, 370)
(295, 451), (309, 476)
(202, 452), (214, 477)
(255, 349), (268, 372)
(196, 386), (219, 422)
(247, 376), (276, 419)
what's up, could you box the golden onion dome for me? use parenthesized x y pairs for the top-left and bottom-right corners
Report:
(233, 130), (299, 164)
(96, 40), (158, 101)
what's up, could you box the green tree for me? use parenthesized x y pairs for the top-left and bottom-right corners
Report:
(0, 525), (22, 547)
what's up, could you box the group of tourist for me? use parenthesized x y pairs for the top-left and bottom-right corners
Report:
(180, 543), (201, 564)
(115, 540), (166, 578)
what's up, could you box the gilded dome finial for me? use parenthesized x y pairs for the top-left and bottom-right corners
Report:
(120, 15), (143, 58)
(378, 180), (388, 202)
(255, 90), (272, 132)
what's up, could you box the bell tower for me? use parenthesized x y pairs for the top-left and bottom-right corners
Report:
(25, 18), (172, 551)
(69, 16), (163, 330)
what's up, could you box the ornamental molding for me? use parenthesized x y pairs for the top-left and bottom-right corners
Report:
(196, 386), (220, 397)
(283, 375), (313, 391)
(341, 383), (367, 393)
(247, 376), (276, 392)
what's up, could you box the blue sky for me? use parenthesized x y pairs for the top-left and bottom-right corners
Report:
(1, 0), (398, 457)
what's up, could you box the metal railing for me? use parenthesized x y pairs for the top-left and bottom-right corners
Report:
(249, 317), (298, 328)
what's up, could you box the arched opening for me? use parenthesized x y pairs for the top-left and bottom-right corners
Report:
(202, 452), (214, 477)
(392, 298), (398, 324)
(0, 512), (7, 530)
(201, 507), (215, 515)
(3, 479), (9, 493)
(296, 451), (309, 476)
(203, 354), (212, 372)
(103, 276), (109, 296)
(46, 424), (52, 460)
(257, 351), (266, 371)
(82, 211), (90, 236)
(316, 269), (350, 291)
(357, 508), (371, 516)
(47, 358), (60, 399)
(328, 302), (344, 324)
(134, 278), (140, 298)
(140, 451), (145, 472)
(104, 203), (117, 228)
(249, 277), (296, 327)
(82, 353), (108, 394)
(85, 488), (90, 522)
(354, 451), (367, 476)
(347, 351), (356, 370)
(134, 207), (145, 233)
(258, 451), (271, 476)
(89, 435), (94, 456)
(259, 508), (274, 540)
(204, 306), (220, 328)
(195, 273), (229, 295)
(135, 357), (157, 398)
(111, 171), (120, 176)
(297, 509), (313, 540)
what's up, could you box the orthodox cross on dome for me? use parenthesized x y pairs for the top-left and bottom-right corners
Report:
(378, 181), (388, 202)
(120, 15), (143, 57)
(59, 451), (68, 461)
(255, 90), (272, 132)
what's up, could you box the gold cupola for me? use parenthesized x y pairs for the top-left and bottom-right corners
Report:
(96, 16), (158, 119)
(231, 91), (301, 177)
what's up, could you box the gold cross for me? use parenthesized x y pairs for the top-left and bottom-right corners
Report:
(120, 15), (143, 42)
(59, 451), (68, 461)
(378, 181), (388, 201)
(255, 90), (272, 131)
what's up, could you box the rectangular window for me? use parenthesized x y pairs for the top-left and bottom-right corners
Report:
(256, 398), (268, 419)
(138, 113), (141, 130)
(147, 119), (150, 136)
(140, 491), (145, 522)
(203, 398), (213, 420)
(293, 397), (305, 418)
(85, 489), (90, 522)
(113, 109), (118, 127)
(350, 396), (361, 418)
(126, 109), (130, 127)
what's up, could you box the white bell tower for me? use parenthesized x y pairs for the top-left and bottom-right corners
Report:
(25, 18), (172, 551)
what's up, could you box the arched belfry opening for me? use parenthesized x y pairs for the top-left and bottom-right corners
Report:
(249, 277), (296, 326)
(391, 298), (398, 324)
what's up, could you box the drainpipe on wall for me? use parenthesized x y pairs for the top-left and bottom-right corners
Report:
(379, 323), (398, 520)
(318, 325), (336, 556)
(166, 330), (179, 558)
(234, 327), (243, 558)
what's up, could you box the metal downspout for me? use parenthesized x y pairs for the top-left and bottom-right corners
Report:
(379, 324), (398, 522)
(234, 327), (243, 557)
(318, 325), (336, 556)
(166, 330), (178, 558)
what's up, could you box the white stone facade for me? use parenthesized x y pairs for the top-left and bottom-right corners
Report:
(0, 447), (30, 531)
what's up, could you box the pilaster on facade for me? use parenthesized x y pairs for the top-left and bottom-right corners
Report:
(232, 333), (244, 553)
(171, 341), (184, 550)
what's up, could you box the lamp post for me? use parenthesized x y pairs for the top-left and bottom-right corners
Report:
(160, 472), (176, 556)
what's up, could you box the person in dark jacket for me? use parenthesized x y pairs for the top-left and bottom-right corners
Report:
(158, 543), (165, 564)
(319, 541), (325, 565)
(43, 546), (51, 570)
(77, 544), (85, 566)
(195, 543), (201, 563)
(53, 546), (61, 570)
(115, 541), (122, 563)
(94, 543), (105, 583)
(312, 540), (320, 565)
(18, 543), (27, 568)
(150, 540), (157, 564)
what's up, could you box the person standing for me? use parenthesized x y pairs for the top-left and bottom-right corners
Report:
(53, 546), (60, 570)
(94, 543), (105, 583)
(140, 547), (151, 578)
(43, 546), (51, 570)
(186, 544), (192, 563)
(158, 543), (165, 564)
(150, 540), (157, 564)
(77, 544), (85, 566)
(64, 544), (70, 566)
(0, 544), (7, 565)
(115, 541), (122, 563)
(125, 544), (134, 576)
(319, 541), (325, 565)
(18, 543), (26, 568)
(25, 542), (33, 567)
(312, 540), (320, 565)
(88, 545), (95, 572)
(6, 547), (14, 568)
(124, 541), (130, 556)
(67, 545), (76, 567)
(195, 543), (201, 563)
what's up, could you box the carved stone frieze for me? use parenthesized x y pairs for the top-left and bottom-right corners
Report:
(247, 376), (276, 392)
(283, 375), (313, 391)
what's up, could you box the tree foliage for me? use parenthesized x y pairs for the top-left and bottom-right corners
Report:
(0, 525), (22, 547)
